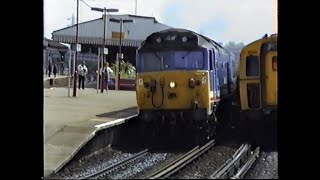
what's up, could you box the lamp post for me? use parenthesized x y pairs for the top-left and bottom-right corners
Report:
(73, 0), (80, 97)
(109, 18), (134, 90)
(91, 7), (119, 93)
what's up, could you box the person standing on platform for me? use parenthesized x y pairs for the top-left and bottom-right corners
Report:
(60, 63), (65, 75)
(48, 63), (52, 77)
(77, 61), (88, 90)
(47, 54), (53, 77)
(103, 62), (113, 91)
(53, 63), (57, 78)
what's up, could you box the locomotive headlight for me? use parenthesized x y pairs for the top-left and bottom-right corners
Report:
(182, 36), (188, 42)
(189, 78), (196, 88)
(138, 78), (143, 86)
(169, 81), (176, 88)
(156, 37), (162, 43)
(202, 77), (206, 84)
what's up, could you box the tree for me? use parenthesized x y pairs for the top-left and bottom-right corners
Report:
(84, 61), (97, 75)
(224, 41), (245, 58)
(111, 60), (136, 79)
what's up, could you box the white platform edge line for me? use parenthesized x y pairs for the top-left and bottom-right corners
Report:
(44, 114), (138, 177)
(95, 114), (138, 129)
(53, 131), (98, 175)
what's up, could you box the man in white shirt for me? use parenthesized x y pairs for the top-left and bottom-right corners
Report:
(103, 62), (113, 91)
(77, 61), (88, 89)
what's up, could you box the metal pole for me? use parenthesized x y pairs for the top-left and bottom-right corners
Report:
(73, 51), (76, 94)
(115, 53), (119, 90)
(117, 19), (123, 90)
(135, 0), (137, 15)
(101, 9), (106, 93)
(97, 48), (100, 93)
(73, 0), (79, 97)
(68, 50), (72, 97)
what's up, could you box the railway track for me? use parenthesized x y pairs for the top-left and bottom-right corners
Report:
(209, 144), (260, 179)
(79, 149), (149, 179)
(231, 147), (260, 179)
(146, 140), (216, 179)
(145, 141), (259, 179)
(76, 142), (259, 179)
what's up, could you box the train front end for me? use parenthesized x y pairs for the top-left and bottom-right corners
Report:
(135, 29), (215, 144)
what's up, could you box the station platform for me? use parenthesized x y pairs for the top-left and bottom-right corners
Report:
(44, 87), (137, 177)
(44, 75), (69, 88)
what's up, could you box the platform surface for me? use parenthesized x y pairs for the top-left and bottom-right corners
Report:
(44, 88), (137, 177)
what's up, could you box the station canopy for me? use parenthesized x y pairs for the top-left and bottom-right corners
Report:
(52, 14), (171, 47)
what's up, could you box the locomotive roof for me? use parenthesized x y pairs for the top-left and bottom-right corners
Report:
(139, 28), (232, 55)
(241, 34), (277, 54)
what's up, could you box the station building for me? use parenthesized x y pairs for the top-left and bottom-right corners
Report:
(49, 14), (171, 69)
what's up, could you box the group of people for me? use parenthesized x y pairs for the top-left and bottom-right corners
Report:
(77, 61), (113, 91)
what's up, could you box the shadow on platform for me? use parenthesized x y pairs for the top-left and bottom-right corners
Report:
(96, 106), (137, 118)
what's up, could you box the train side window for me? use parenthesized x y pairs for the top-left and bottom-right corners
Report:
(209, 50), (213, 70)
(246, 55), (259, 76)
(272, 56), (277, 71)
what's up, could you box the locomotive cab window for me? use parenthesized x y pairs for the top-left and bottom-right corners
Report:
(209, 50), (213, 70)
(246, 55), (259, 76)
(272, 56), (277, 71)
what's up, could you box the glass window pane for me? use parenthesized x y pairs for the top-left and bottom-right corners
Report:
(246, 56), (259, 76)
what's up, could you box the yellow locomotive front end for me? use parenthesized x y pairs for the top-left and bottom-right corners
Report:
(136, 70), (211, 123)
(134, 28), (236, 145)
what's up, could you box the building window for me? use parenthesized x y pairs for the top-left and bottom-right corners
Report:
(246, 55), (259, 76)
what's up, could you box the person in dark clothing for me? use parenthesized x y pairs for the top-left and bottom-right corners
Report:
(48, 54), (53, 77)
(53, 64), (57, 78)
(48, 63), (52, 77)
(60, 63), (64, 75)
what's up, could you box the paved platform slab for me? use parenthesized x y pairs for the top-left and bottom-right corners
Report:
(44, 88), (137, 177)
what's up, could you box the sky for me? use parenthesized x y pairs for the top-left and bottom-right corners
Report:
(44, 0), (277, 45)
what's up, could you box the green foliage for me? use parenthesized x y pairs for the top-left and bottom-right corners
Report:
(110, 60), (136, 79)
(83, 61), (97, 75)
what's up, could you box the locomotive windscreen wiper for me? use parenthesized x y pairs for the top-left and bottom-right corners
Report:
(182, 51), (192, 59)
(153, 52), (169, 70)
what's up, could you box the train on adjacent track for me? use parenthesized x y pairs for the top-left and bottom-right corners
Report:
(234, 34), (277, 144)
(135, 28), (239, 143)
